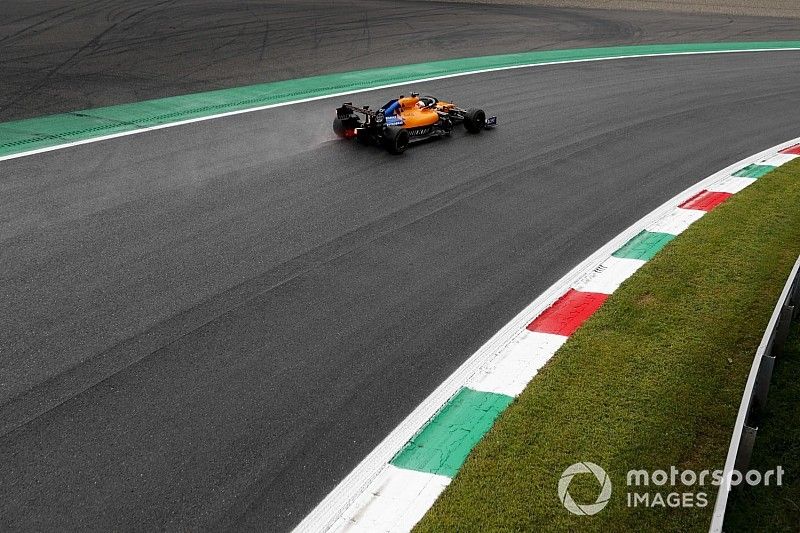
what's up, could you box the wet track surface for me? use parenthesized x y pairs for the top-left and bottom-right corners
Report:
(2, 51), (800, 530)
(2, 0), (800, 120)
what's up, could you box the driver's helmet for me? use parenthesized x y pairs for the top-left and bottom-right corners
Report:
(418, 96), (438, 108)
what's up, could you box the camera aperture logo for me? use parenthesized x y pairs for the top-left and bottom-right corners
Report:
(558, 462), (612, 516)
(558, 462), (784, 516)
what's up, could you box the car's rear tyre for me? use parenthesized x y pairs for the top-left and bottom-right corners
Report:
(384, 127), (409, 154)
(332, 117), (347, 137)
(333, 116), (360, 138)
(464, 108), (486, 134)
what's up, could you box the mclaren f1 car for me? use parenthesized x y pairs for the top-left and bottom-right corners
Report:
(333, 92), (496, 154)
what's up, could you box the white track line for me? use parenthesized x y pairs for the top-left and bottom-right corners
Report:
(294, 137), (800, 532)
(467, 331), (567, 397)
(332, 466), (451, 533)
(572, 256), (647, 294)
(1, 47), (799, 163)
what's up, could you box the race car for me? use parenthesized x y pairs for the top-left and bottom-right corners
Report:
(332, 92), (496, 154)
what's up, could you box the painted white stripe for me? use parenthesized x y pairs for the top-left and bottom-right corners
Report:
(707, 176), (758, 194)
(759, 153), (798, 166)
(2, 47), (799, 163)
(330, 465), (450, 533)
(572, 256), (647, 295)
(645, 207), (705, 235)
(468, 331), (567, 397)
(294, 137), (800, 533)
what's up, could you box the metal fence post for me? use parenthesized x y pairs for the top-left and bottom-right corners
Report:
(791, 280), (800, 319)
(752, 355), (776, 415)
(734, 425), (758, 472)
(773, 304), (795, 357)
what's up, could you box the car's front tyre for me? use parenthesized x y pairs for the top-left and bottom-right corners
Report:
(464, 108), (486, 133)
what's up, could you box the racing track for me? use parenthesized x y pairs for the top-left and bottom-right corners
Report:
(2, 51), (800, 531)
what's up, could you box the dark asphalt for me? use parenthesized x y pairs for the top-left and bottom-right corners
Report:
(1, 51), (799, 531)
(2, 0), (800, 120)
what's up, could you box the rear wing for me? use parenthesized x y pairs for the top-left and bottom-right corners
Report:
(337, 103), (387, 127)
(337, 103), (381, 118)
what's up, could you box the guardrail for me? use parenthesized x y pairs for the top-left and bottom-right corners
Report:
(709, 254), (800, 532)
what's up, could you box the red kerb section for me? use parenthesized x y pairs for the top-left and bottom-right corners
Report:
(779, 144), (800, 155)
(526, 289), (609, 337)
(678, 190), (732, 212)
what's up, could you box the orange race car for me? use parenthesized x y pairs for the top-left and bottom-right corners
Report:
(333, 92), (496, 154)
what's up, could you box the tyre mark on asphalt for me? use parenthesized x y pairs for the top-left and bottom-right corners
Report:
(0, 0), (174, 115)
(0, 5), (77, 45)
(5, 1), (798, 121)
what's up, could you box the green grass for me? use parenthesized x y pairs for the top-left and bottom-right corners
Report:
(724, 320), (800, 532)
(415, 159), (800, 532)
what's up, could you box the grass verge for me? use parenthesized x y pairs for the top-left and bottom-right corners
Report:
(724, 319), (800, 532)
(415, 158), (800, 532)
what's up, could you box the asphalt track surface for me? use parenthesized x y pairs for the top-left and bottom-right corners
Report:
(3, 0), (800, 120)
(2, 50), (800, 531)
